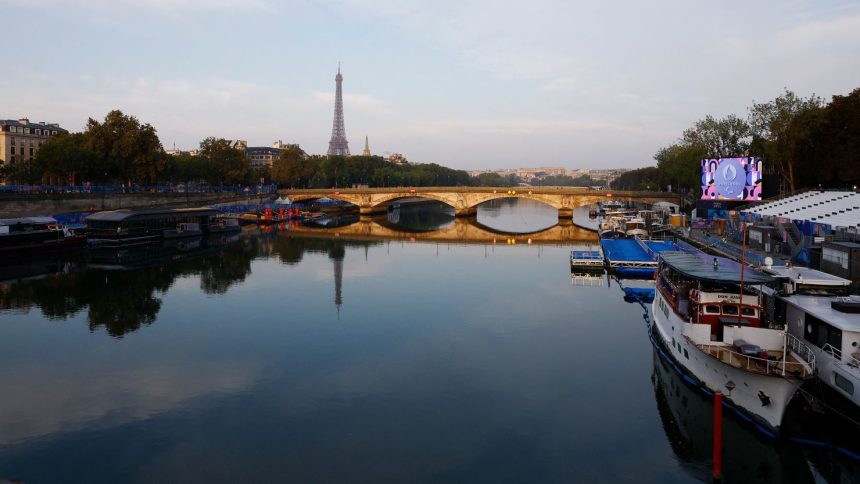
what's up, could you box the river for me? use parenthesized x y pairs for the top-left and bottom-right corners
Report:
(0, 199), (857, 483)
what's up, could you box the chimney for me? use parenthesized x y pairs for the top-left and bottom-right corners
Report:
(19, 118), (29, 125)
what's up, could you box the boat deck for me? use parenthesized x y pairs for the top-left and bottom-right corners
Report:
(600, 239), (657, 268)
(570, 248), (604, 269)
(697, 344), (811, 379)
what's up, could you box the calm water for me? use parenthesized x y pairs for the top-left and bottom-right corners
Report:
(0, 200), (857, 483)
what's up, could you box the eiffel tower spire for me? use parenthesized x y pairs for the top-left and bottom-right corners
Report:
(327, 63), (350, 156)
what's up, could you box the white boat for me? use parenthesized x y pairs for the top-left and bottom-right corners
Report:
(599, 217), (626, 239)
(624, 217), (648, 238)
(651, 252), (816, 433)
(762, 266), (860, 411)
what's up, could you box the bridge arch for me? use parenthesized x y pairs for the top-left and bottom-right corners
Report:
(280, 187), (677, 219)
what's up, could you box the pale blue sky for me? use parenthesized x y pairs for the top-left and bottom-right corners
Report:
(2, 0), (858, 169)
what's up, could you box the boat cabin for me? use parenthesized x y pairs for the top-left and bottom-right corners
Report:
(657, 252), (775, 340)
(85, 208), (219, 244)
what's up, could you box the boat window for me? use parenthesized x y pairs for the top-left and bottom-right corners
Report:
(722, 305), (739, 315)
(804, 314), (842, 350)
(704, 305), (720, 314)
(834, 372), (854, 395)
(741, 307), (756, 317)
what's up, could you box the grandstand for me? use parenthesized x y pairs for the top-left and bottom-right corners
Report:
(742, 190), (860, 229)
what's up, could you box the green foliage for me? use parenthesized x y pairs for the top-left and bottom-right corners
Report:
(681, 114), (751, 158)
(198, 137), (250, 184)
(163, 152), (208, 184)
(472, 172), (515, 187)
(654, 143), (707, 194)
(2, 156), (41, 184)
(648, 87), (859, 197)
(84, 110), (164, 184)
(748, 88), (824, 191)
(785, 88), (860, 188)
(538, 174), (597, 186)
(34, 133), (103, 184)
(610, 167), (664, 191)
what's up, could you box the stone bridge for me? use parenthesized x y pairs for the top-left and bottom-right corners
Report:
(280, 187), (676, 218)
(283, 216), (596, 245)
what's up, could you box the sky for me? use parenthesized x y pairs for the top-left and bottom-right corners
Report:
(1, 0), (859, 170)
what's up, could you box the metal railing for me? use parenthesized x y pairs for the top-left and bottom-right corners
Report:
(822, 343), (860, 370)
(787, 332), (817, 374)
(699, 339), (814, 378)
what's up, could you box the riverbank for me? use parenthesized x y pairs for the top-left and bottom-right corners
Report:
(0, 192), (276, 218)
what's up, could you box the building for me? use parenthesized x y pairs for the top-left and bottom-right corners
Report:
(387, 153), (407, 165)
(362, 136), (371, 157)
(0, 118), (67, 177)
(246, 146), (283, 170)
(820, 241), (860, 291)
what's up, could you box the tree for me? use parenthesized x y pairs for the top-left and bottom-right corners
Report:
(786, 88), (860, 188)
(198, 138), (250, 184)
(271, 145), (317, 187)
(34, 133), (101, 185)
(681, 114), (751, 159)
(2, 157), (40, 184)
(654, 143), (707, 195)
(84, 110), (165, 185)
(748, 89), (824, 192)
(610, 167), (664, 191)
(471, 172), (515, 187)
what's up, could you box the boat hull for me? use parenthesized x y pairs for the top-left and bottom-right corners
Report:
(651, 291), (802, 433)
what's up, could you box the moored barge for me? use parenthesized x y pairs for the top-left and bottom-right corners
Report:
(651, 251), (816, 433)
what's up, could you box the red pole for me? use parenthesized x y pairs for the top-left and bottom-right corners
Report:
(713, 391), (723, 482)
(738, 222), (746, 326)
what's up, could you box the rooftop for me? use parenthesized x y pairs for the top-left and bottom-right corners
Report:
(742, 190), (860, 229)
(762, 266), (851, 287)
(781, 295), (860, 332)
(660, 251), (775, 284)
(86, 208), (219, 223)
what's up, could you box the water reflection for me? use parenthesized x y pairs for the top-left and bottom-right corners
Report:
(0, 232), (383, 337)
(285, 201), (596, 244)
(0, 202), (857, 482)
(652, 348), (854, 483)
(387, 201), (455, 231)
(477, 198), (559, 233)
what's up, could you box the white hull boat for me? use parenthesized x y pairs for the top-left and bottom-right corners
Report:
(651, 252), (815, 433)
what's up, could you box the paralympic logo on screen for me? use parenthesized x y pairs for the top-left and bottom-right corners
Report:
(701, 157), (762, 201)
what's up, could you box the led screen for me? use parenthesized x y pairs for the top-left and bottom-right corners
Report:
(701, 157), (762, 201)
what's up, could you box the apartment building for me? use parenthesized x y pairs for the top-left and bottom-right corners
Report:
(0, 118), (67, 170)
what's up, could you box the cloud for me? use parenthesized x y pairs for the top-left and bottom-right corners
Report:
(0, 361), (260, 445)
(0, 0), (272, 11)
(0, 74), (324, 148)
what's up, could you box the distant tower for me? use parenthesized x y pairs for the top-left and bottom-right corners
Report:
(362, 135), (371, 156)
(327, 63), (350, 156)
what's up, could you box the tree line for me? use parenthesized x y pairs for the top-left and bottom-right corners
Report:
(0, 110), (256, 186)
(0, 109), (482, 188)
(611, 87), (860, 195)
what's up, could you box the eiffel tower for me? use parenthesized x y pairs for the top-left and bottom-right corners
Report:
(327, 63), (350, 156)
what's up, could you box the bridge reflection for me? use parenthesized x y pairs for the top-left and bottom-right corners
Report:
(286, 215), (597, 245)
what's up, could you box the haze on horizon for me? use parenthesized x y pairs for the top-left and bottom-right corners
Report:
(2, 0), (858, 170)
